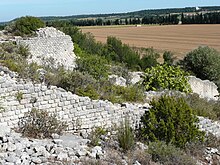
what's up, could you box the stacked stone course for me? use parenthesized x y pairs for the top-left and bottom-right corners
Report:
(0, 72), (146, 133)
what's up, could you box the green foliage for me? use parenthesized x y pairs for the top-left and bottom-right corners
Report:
(142, 64), (192, 93)
(17, 45), (30, 58)
(140, 47), (160, 70)
(15, 91), (23, 103)
(140, 95), (205, 148)
(106, 36), (140, 70)
(77, 85), (99, 100)
(185, 93), (220, 120)
(76, 52), (109, 80)
(181, 46), (220, 89)
(7, 16), (45, 36)
(61, 26), (160, 71)
(117, 118), (135, 152)
(100, 83), (145, 103)
(18, 108), (67, 139)
(148, 141), (196, 165)
(89, 127), (107, 146)
(163, 51), (174, 65)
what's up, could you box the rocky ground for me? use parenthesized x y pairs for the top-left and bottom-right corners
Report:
(0, 128), (220, 165)
(0, 130), (150, 165)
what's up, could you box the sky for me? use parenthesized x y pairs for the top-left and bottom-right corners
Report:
(1, 0), (220, 22)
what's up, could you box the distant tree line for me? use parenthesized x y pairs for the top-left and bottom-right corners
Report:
(181, 12), (220, 24)
(46, 12), (220, 27)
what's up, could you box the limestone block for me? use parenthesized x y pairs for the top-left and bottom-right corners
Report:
(188, 76), (219, 100)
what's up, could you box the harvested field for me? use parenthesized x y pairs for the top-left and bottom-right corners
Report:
(81, 25), (220, 60)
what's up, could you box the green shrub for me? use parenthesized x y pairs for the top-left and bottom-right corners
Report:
(140, 95), (205, 148)
(148, 141), (196, 165)
(142, 64), (192, 93)
(76, 52), (109, 80)
(7, 16), (45, 36)
(18, 108), (67, 138)
(117, 118), (135, 152)
(181, 46), (220, 90)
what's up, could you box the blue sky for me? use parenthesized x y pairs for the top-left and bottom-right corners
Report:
(1, 0), (220, 22)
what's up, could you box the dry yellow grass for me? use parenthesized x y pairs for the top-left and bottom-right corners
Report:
(81, 24), (220, 60)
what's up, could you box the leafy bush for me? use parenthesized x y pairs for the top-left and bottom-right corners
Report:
(148, 141), (196, 165)
(142, 64), (192, 93)
(181, 46), (220, 90)
(117, 118), (135, 152)
(140, 95), (205, 148)
(18, 108), (67, 138)
(7, 16), (45, 36)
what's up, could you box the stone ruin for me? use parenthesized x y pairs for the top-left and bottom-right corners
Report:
(16, 27), (77, 70)
(188, 76), (219, 100)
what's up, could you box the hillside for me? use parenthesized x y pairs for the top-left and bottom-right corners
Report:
(1, 16), (220, 164)
(39, 6), (220, 22)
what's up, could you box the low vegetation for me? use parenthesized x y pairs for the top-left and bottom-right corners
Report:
(117, 118), (135, 152)
(89, 127), (107, 146)
(148, 141), (196, 165)
(185, 93), (220, 120)
(17, 108), (67, 138)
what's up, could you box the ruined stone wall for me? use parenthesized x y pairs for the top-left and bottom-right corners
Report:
(16, 27), (76, 70)
(0, 72), (146, 133)
(188, 76), (219, 100)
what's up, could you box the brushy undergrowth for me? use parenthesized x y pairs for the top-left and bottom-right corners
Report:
(148, 141), (196, 165)
(17, 108), (67, 138)
(185, 93), (220, 120)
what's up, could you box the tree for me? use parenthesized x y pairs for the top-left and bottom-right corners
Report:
(7, 16), (45, 36)
(125, 18), (128, 25)
(181, 46), (220, 89)
(140, 95), (205, 148)
(142, 64), (192, 93)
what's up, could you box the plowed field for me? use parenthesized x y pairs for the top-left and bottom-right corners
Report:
(81, 25), (220, 59)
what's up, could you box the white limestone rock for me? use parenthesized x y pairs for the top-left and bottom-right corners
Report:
(17, 27), (77, 70)
(108, 74), (126, 87)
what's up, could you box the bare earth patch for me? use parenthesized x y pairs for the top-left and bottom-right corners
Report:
(81, 24), (220, 60)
